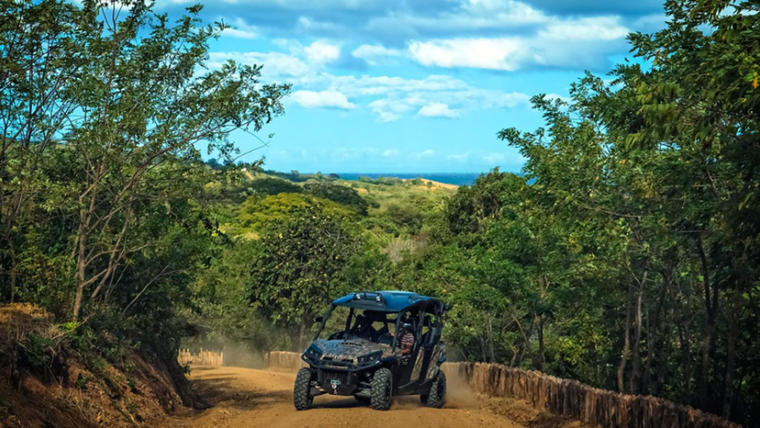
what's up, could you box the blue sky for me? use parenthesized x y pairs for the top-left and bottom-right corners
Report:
(160, 0), (666, 174)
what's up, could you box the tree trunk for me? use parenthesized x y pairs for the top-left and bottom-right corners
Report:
(618, 281), (634, 393)
(655, 332), (672, 396)
(645, 267), (671, 394)
(72, 219), (88, 321)
(485, 313), (495, 363)
(700, 322), (715, 409)
(696, 235), (717, 410)
(630, 271), (646, 394)
(510, 311), (530, 367)
(677, 319), (693, 402)
(537, 314), (545, 372)
(722, 292), (740, 419)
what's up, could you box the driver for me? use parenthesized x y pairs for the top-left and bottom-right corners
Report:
(397, 315), (415, 365)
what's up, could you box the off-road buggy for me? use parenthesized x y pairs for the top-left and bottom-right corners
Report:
(294, 291), (448, 411)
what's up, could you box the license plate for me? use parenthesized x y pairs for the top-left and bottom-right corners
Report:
(330, 379), (341, 388)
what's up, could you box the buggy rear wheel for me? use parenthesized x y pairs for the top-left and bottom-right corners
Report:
(370, 368), (393, 410)
(293, 367), (314, 410)
(421, 370), (446, 408)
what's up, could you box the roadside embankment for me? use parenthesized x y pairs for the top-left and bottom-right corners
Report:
(264, 351), (740, 428)
(0, 304), (202, 427)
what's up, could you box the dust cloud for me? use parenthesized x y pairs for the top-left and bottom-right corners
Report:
(442, 365), (480, 409)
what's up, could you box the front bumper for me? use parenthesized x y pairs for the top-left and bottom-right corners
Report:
(312, 368), (364, 396)
(302, 353), (387, 372)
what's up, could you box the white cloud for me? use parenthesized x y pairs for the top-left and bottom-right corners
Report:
(304, 40), (341, 63)
(328, 74), (470, 97)
(383, 149), (400, 157)
(415, 149), (435, 159)
(410, 38), (523, 71)
(461, 0), (548, 24)
(368, 98), (415, 122)
(352, 44), (405, 65)
(498, 92), (532, 107)
(168, 0), (384, 9)
(538, 17), (629, 41)
(192, 0), (637, 74)
(418, 103), (459, 119)
(331, 147), (382, 161)
(295, 16), (344, 33)
(209, 48), (534, 122)
(221, 18), (257, 39)
(315, 74), (530, 121)
(448, 153), (470, 161)
(483, 152), (506, 164)
(366, 0), (548, 36)
(209, 51), (311, 78)
(290, 90), (356, 110)
(408, 16), (628, 71)
(222, 28), (257, 39)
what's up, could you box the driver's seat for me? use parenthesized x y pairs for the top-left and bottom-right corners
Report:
(348, 314), (371, 340)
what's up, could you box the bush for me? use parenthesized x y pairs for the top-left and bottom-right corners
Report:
(19, 333), (56, 370)
(303, 182), (369, 215)
(244, 177), (302, 196)
(384, 203), (424, 234)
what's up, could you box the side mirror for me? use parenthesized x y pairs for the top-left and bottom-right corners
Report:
(315, 316), (324, 324)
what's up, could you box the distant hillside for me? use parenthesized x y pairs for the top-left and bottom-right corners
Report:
(235, 170), (458, 215)
(336, 172), (481, 186)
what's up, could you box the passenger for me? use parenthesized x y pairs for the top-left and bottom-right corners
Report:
(397, 316), (415, 365)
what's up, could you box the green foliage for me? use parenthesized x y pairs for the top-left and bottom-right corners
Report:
(244, 177), (302, 196)
(0, 0), (289, 321)
(6, 0), (760, 426)
(0, 0), (288, 390)
(236, 193), (354, 237)
(19, 333), (56, 370)
(248, 200), (360, 346)
(383, 203), (424, 235)
(185, 2), (760, 424)
(303, 182), (369, 215)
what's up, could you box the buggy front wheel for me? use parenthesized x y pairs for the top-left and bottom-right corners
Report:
(293, 367), (314, 410)
(370, 368), (393, 410)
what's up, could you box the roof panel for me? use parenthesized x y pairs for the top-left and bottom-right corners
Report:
(332, 290), (442, 313)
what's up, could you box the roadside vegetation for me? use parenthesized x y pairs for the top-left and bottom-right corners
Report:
(0, 0), (288, 423)
(1, 0), (759, 427)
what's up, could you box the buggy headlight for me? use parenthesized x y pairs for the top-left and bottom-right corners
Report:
(357, 351), (382, 365)
(305, 345), (323, 359)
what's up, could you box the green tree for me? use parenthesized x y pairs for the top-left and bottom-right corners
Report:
(303, 182), (369, 215)
(0, 0), (290, 321)
(248, 200), (360, 347)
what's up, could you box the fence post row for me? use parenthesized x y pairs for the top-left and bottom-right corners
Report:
(257, 352), (740, 428)
(177, 348), (225, 367)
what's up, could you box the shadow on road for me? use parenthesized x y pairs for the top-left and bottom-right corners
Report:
(190, 376), (289, 411)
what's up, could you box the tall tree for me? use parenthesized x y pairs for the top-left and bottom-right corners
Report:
(0, 0), (289, 320)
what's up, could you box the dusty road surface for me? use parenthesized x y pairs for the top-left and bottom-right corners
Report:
(166, 366), (585, 428)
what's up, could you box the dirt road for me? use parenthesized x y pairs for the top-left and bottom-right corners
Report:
(166, 366), (584, 428)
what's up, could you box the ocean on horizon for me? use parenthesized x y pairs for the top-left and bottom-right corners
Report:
(336, 172), (481, 186)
